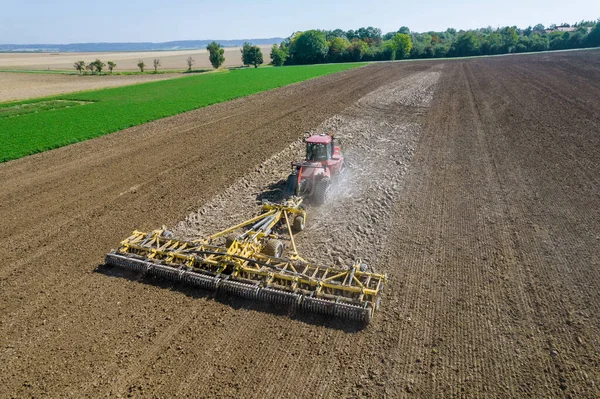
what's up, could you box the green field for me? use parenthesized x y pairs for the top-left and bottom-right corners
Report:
(0, 63), (365, 162)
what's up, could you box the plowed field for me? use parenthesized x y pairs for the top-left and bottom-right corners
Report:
(1, 50), (599, 398)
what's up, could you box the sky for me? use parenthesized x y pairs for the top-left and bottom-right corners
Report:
(1, 0), (599, 44)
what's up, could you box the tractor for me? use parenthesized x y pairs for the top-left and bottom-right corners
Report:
(286, 133), (344, 204)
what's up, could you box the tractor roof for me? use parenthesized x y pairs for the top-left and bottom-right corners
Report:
(305, 134), (332, 144)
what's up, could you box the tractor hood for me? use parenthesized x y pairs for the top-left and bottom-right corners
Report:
(299, 163), (325, 180)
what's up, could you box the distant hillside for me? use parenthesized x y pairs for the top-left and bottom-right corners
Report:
(0, 39), (283, 52)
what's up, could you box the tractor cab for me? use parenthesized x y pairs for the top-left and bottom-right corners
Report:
(305, 134), (340, 162)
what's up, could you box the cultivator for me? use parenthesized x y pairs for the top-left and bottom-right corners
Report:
(106, 198), (387, 324)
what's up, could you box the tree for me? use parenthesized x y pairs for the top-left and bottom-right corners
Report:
(248, 45), (263, 67)
(530, 34), (550, 51)
(86, 62), (95, 74)
(90, 59), (105, 74)
(241, 42), (253, 66)
(481, 32), (503, 54)
(450, 31), (481, 56)
(392, 33), (413, 58)
(500, 27), (519, 52)
(383, 31), (396, 41)
(327, 37), (350, 62)
(107, 61), (116, 73)
(289, 30), (328, 64)
(270, 44), (287, 66)
(346, 39), (369, 61)
(206, 41), (225, 69)
(73, 60), (85, 74)
(533, 23), (546, 32)
(137, 60), (145, 72)
(356, 26), (382, 46)
(153, 58), (161, 73)
(326, 29), (346, 40)
(186, 56), (195, 71)
(587, 22), (600, 47)
(398, 26), (411, 35)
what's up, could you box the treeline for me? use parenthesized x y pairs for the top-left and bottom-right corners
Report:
(270, 20), (600, 65)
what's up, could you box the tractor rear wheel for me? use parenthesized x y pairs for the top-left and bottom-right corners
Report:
(313, 178), (330, 205)
(263, 239), (284, 258)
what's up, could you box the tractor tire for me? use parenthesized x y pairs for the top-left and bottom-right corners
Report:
(313, 178), (331, 205)
(285, 174), (298, 198)
(225, 233), (238, 248)
(292, 215), (305, 232)
(263, 239), (284, 258)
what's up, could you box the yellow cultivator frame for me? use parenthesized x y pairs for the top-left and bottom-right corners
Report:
(105, 198), (387, 324)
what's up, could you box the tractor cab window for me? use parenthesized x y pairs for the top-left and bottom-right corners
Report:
(306, 143), (331, 161)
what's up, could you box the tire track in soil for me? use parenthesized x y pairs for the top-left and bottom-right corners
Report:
(378, 54), (600, 397)
(464, 59), (600, 396)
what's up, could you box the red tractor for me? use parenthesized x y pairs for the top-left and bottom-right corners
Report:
(286, 133), (345, 205)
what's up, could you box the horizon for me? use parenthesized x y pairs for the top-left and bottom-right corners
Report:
(1, 0), (598, 45)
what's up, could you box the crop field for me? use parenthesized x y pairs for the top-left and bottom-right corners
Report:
(0, 46), (274, 71)
(1, 50), (599, 398)
(0, 71), (185, 103)
(0, 63), (365, 162)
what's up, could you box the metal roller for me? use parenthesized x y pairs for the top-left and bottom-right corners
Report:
(148, 264), (182, 282)
(301, 296), (336, 316)
(219, 280), (260, 300)
(181, 271), (220, 291)
(105, 253), (150, 273)
(258, 287), (302, 307)
(334, 302), (372, 324)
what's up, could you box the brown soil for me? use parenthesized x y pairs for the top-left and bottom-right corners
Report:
(1, 50), (599, 398)
(0, 72), (184, 103)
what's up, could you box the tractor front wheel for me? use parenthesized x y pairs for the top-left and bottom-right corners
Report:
(285, 174), (298, 198)
(313, 178), (331, 205)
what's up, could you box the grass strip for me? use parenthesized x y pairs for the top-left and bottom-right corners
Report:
(0, 63), (365, 162)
